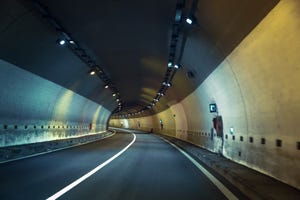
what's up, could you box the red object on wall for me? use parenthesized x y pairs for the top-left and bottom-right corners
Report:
(213, 117), (217, 129)
(213, 116), (223, 133)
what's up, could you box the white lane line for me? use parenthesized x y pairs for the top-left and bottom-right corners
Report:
(46, 133), (136, 200)
(0, 131), (116, 164)
(161, 137), (239, 200)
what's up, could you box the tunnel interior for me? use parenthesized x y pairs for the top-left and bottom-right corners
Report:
(1, 0), (300, 191)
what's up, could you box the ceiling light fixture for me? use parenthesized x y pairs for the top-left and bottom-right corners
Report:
(186, 18), (193, 25)
(89, 69), (96, 75)
(36, 2), (122, 118)
(58, 39), (66, 45)
(162, 82), (171, 87)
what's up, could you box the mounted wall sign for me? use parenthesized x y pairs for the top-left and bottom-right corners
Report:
(209, 103), (217, 113)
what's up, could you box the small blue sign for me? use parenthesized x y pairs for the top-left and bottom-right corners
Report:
(209, 103), (217, 113)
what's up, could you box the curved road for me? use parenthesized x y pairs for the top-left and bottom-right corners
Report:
(0, 130), (240, 200)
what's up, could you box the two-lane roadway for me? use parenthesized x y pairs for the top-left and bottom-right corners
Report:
(0, 129), (240, 200)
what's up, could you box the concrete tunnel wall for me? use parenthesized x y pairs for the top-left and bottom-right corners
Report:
(0, 59), (111, 147)
(110, 0), (300, 189)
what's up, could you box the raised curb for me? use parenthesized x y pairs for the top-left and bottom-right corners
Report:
(159, 134), (300, 200)
(0, 130), (115, 164)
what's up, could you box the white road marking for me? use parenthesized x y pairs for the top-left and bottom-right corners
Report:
(0, 131), (116, 164)
(161, 137), (239, 200)
(46, 133), (136, 200)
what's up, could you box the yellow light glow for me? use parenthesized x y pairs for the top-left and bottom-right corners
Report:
(53, 90), (74, 121)
(92, 105), (102, 132)
(89, 70), (96, 75)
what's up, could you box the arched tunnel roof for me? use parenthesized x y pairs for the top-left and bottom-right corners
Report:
(0, 0), (278, 117)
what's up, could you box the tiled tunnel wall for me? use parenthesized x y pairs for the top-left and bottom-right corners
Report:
(110, 0), (300, 190)
(0, 60), (111, 147)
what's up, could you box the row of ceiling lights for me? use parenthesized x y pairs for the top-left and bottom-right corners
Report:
(34, 0), (194, 118)
(112, 1), (195, 119)
(34, 1), (122, 109)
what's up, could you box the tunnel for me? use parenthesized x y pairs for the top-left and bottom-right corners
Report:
(1, 0), (300, 199)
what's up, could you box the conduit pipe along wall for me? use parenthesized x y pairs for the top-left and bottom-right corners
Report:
(109, 0), (300, 189)
(0, 60), (111, 147)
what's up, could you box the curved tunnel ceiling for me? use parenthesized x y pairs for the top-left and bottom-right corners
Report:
(0, 0), (278, 117)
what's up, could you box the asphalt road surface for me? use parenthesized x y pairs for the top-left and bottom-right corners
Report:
(0, 129), (239, 200)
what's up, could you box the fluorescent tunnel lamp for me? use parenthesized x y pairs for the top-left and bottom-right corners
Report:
(186, 18), (193, 25)
(89, 69), (96, 75)
(58, 39), (66, 45)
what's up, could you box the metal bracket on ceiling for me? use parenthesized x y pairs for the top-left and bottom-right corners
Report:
(112, 0), (188, 119)
(32, 0), (121, 108)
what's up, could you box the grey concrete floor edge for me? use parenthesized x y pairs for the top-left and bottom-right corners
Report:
(0, 130), (115, 164)
(156, 133), (300, 200)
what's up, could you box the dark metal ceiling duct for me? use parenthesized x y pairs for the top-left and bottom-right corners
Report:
(32, 0), (121, 109)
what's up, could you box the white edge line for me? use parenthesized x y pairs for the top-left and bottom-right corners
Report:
(161, 137), (239, 200)
(0, 131), (116, 164)
(46, 132), (136, 200)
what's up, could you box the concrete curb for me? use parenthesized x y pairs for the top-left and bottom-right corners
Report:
(159, 134), (300, 200)
(0, 130), (116, 164)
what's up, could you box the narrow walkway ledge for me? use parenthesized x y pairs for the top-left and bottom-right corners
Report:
(158, 134), (300, 200)
(0, 130), (115, 164)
